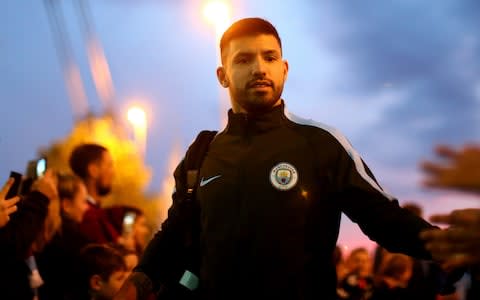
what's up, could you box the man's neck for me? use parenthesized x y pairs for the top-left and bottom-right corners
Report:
(85, 181), (102, 206)
(231, 98), (282, 114)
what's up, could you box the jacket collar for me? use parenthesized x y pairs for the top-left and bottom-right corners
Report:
(225, 100), (288, 135)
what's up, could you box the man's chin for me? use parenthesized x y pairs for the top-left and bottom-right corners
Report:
(244, 99), (278, 114)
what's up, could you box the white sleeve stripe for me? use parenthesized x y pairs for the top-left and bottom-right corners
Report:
(284, 109), (395, 201)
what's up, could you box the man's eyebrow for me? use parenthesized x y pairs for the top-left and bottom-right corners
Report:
(263, 49), (280, 55)
(233, 49), (280, 58)
(233, 51), (254, 58)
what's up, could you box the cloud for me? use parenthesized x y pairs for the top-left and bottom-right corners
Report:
(302, 1), (480, 145)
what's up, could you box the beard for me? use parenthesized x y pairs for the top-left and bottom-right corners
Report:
(96, 182), (112, 196)
(231, 79), (285, 114)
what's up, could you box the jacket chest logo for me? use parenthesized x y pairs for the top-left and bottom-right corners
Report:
(270, 162), (298, 191)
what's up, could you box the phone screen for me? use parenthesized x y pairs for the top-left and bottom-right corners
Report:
(123, 212), (136, 235)
(36, 158), (47, 178)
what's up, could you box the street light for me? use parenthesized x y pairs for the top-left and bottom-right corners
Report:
(202, 0), (232, 128)
(127, 106), (147, 157)
(202, 0), (231, 41)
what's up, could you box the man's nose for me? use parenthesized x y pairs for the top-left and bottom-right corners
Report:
(251, 58), (267, 75)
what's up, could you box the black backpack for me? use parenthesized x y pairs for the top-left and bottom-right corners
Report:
(157, 130), (217, 299)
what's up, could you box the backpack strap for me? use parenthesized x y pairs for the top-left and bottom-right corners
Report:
(172, 130), (217, 293)
(184, 130), (218, 199)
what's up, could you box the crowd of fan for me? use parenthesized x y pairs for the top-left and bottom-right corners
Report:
(0, 144), (150, 300)
(334, 203), (478, 300)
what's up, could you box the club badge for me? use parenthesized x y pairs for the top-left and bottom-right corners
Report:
(270, 162), (298, 191)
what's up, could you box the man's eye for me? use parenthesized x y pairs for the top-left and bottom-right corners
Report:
(265, 56), (277, 62)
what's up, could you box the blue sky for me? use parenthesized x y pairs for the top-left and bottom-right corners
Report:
(2, 0), (480, 251)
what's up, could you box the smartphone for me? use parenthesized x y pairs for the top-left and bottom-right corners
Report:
(36, 158), (47, 178)
(5, 171), (23, 199)
(26, 157), (47, 180)
(122, 212), (136, 235)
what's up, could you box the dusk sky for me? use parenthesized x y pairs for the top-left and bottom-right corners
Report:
(2, 0), (480, 252)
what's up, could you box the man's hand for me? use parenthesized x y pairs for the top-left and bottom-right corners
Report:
(31, 169), (58, 201)
(420, 208), (480, 270)
(421, 144), (480, 193)
(0, 178), (21, 228)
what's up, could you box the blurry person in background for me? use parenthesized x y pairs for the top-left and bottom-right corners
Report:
(69, 143), (120, 244)
(0, 170), (59, 300)
(337, 247), (374, 300)
(131, 211), (150, 254)
(105, 205), (151, 255)
(334, 245), (348, 282)
(371, 254), (413, 300)
(0, 178), (21, 228)
(109, 243), (140, 278)
(75, 244), (128, 300)
(421, 144), (480, 300)
(37, 174), (91, 300)
(58, 174), (89, 223)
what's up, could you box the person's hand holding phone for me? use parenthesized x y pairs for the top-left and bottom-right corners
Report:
(0, 178), (21, 228)
(31, 169), (58, 202)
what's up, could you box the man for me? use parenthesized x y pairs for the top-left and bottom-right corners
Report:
(69, 143), (119, 244)
(116, 18), (440, 300)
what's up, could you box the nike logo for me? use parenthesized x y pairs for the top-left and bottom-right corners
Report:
(199, 175), (222, 187)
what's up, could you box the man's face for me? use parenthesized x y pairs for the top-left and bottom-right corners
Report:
(94, 151), (114, 196)
(217, 34), (288, 114)
(95, 270), (127, 300)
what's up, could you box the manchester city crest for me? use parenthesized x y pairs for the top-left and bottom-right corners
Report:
(270, 162), (298, 191)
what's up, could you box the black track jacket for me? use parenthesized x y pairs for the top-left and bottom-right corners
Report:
(137, 101), (433, 300)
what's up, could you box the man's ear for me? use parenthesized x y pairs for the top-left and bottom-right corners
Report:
(283, 60), (289, 81)
(90, 274), (103, 291)
(87, 163), (99, 179)
(216, 66), (229, 88)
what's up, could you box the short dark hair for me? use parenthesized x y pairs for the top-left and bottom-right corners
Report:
(79, 244), (126, 283)
(69, 144), (108, 179)
(220, 17), (282, 62)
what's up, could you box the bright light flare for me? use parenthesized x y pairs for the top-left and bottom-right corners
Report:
(203, 0), (231, 34)
(127, 106), (147, 127)
(127, 105), (147, 157)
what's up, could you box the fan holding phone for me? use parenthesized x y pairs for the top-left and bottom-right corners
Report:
(105, 206), (150, 255)
(2, 157), (48, 228)
(0, 178), (21, 228)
